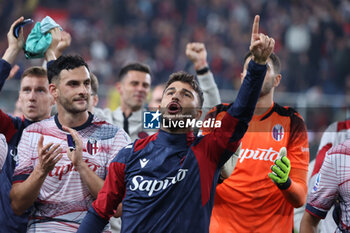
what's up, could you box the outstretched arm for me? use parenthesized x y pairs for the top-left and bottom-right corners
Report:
(0, 17), (25, 90)
(186, 42), (221, 116)
(2, 17), (25, 65)
(192, 16), (274, 206)
(54, 31), (71, 58)
(228, 15), (274, 123)
(44, 27), (61, 62)
(198, 15), (274, 166)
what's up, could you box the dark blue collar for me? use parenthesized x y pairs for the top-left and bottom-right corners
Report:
(23, 118), (35, 128)
(156, 129), (195, 148)
(54, 112), (94, 131)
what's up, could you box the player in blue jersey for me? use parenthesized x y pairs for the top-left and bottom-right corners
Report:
(77, 15), (275, 233)
(0, 17), (62, 233)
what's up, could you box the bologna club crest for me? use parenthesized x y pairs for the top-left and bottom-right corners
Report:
(87, 138), (99, 155)
(272, 124), (284, 141)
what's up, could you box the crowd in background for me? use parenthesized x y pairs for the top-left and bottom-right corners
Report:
(1, 0), (350, 92)
(0, 0), (350, 158)
(0, 1), (350, 232)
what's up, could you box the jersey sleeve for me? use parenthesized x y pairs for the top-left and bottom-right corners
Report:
(0, 134), (7, 171)
(198, 71), (221, 120)
(77, 207), (109, 233)
(0, 59), (11, 91)
(278, 113), (309, 206)
(306, 152), (339, 219)
(191, 61), (266, 207)
(12, 124), (42, 183)
(194, 60), (267, 167)
(0, 110), (23, 142)
(92, 145), (131, 220)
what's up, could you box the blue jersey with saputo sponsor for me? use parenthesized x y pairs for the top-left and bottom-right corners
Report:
(77, 60), (267, 233)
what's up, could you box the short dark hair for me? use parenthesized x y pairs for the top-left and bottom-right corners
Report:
(118, 63), (151, 82)
(164, 71), (204, 108)
(21, 66), (47, 80)
(243, 52), (281, 74)
(48, 55), (89, 83)
(90, 72), (99, 96)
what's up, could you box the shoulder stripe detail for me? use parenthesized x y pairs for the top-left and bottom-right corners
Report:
(311, 143), (332, 177)
(134, 133), (158, 152)
(305, 203), (327, 219)
(262, 103), (300, 121)
(12, 174), (30, 183)
(327, 141), (350, 156)
(337, 119), (350, 132)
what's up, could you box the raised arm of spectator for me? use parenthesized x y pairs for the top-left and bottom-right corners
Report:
(55, 31), (71, 58)
(2, 17), (25, 65)
(44, 27), (61, 62)
(186, 42), (221, 114)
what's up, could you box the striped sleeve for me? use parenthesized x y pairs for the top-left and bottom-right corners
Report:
(306, 151), (339, 219)
(12, 125), (42, 183)
(0, 134), (7, 171)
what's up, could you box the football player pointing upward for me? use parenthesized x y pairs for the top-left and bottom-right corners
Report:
(77, 15), (274, 233)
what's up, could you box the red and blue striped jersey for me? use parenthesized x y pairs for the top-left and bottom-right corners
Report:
(77, 60), (267, 233)
(306, 140), (350, 232)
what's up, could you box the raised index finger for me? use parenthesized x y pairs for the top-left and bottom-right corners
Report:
(251, 15), (260, 42)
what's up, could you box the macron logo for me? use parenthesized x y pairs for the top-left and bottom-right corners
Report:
(140, 158), (149, 168)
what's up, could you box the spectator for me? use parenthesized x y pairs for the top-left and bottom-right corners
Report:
(94, 62), (152, 141)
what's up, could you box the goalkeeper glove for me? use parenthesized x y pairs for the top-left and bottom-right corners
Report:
(268, 147), (291, 189)
(219, 143), (241, 182)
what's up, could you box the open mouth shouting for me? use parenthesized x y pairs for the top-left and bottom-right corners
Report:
(167, 102), (182, 114)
